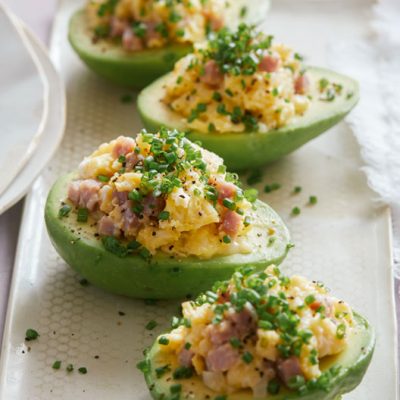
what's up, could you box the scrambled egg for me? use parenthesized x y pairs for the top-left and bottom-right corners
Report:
(87, 0), (225, 47)
(163, 25), (311, 133)
(71, 130), (254, 258)
(160, 265), (354, 395)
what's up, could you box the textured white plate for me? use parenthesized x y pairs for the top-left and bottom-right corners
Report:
(0, 4), (46, 199)
(0, 0), (398, 399)
(0, 7), (66, 215)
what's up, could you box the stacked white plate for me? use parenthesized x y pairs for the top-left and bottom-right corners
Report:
(0, 4), (65, 215)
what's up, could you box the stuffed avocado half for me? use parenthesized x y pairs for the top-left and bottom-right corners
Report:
(45, 129), (290, 298)
(138, 25), (359, 170)
(68, 0), (271, 89)
(139, 266), (375, 399)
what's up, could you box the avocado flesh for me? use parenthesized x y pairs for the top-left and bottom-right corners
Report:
(137, 67), (359, 170)
(144, 313), (374, 400)
(44, 172), (290, 299)
(68, 1), (270, 89)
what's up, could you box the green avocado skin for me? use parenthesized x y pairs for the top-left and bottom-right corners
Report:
(143, 313), (374, 400)
(68, 10), (190, 89)
(45, 173), (290, 299)
(137, 68), (359, 171)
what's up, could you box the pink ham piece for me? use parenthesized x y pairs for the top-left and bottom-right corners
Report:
(142, 195), (166, 218)
(216, 181), (236, 202)
(205, 343), (239, 372)
(112, 136), (136, 158)
(200, 60), (223, 87)
(259, 54), (280, 73)
(113, 191), (129, 206)
(110, 17), (128, 37)
(120, 201), (141, 233)
(277, 356), (303, 387)
(178, 348), (194, 367)
(67, 179), (102, 211)
(125, 152), (142, 170)
(144, 21), (162, 45)
(97, 216), (120, 236)
(122, 28), (144, 52)
(208, 306), (256, 346)
(220, 210), (241, 237)
(294, 74), (310, 94)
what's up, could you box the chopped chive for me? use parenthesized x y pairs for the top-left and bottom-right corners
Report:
(66, 364), (74, 372)
(97, 175), (109, 182)
(136, 360), (149, 373)
(158, 336), (169, 345)
(244, 188), (258, 203)
(170, 383), (182, 394)
(158, 210), (170, 221)
(309, 195), (318, 205)
(336, 323), (346, 339)
(78, 367), (87, 374)
(229, 337), (241, 348)
(222, 198), (236, 210)
(118, 155), (126, 163)
(52, 360), (61, 370)
(242, 351), (253, 364)
(145, 320), (157, 330)
(294, 186), (302, 194)
(120, 94), (133, 103)
(267, 379), (281, 395)
(25, 328), (40, 341)
(208, 122), (216, 132)
(155, 364), (171, 378)
(246, 169), (262, 185)
(291, 206), (301, 216)
(305, 294), (315, 305)
(173, 366), (193, 379)
(77, 207), (89, 223)
(217, 165), (226, 174)
(184, 342), (191, 350)
(259, 320), (273, 330)
(58, 204), (71, 218)
(223, 235), (231, 244)
(79, 278), (89, 286)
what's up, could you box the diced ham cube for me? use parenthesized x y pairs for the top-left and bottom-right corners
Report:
(258, 54), (280, 73)
(277, 356), (303, 387)
(112, 136), (136, 158)
(142, 194), (166, 218)
(200, 60), (223, 87)
(110, 17), (128, 37)
(294, 74), (310, 94)
(220, 210), (241, 237)
(113, 191), (129, 206)
(67, 179), (102, 211)
(122, 28), (144, 52)
(216, 181), (236, 202)
(178, 348), (194, 368)
(97, 216), (120, 236)
(205, 343), (239, 372)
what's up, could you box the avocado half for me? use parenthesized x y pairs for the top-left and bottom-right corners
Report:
(68, 1), (271, 89)
(45, 173), (290, 299)
(142, 313), (374, 400)
(137, 67), (359, 170)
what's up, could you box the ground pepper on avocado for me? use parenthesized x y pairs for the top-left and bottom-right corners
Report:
(63, 129), (259, 259)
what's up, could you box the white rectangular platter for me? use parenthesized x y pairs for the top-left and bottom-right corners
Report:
(0, 0), (398, 399)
